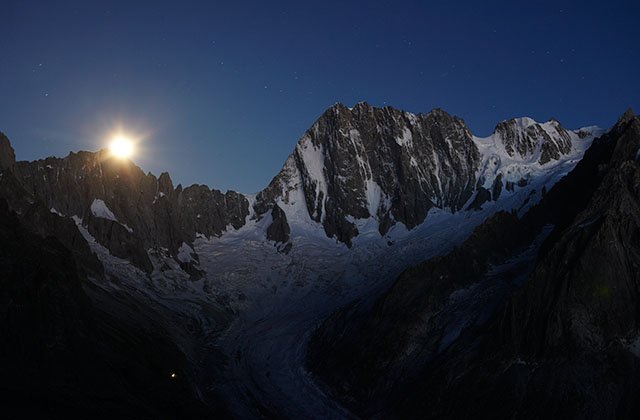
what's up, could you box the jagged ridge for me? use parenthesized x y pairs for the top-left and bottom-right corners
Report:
(0, 102), (599, 267)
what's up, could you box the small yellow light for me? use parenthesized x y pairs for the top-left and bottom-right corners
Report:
(170, 372), (176, 378)
(109, 136), (134, 159)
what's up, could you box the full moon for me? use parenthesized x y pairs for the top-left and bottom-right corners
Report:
(109, 136), (134, 159)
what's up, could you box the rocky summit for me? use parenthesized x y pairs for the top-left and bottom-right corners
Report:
(255, 102), (598, 246)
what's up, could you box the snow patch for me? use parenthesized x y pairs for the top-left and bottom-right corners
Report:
(244, 193), (257, 220)
(364, 179), (382, 217)
(177, 242), (196, 263)
(90, 199), (117, 222)
(297, 136), (328, 221)
(576, 125), (605, 139)
(623, 336), (640, 358)
(90, 198), (133, 232)
(395, 127), (413, 146)
(511, 116), (537, 128)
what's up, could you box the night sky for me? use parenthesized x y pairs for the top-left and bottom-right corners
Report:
(2, 0), (638, 193)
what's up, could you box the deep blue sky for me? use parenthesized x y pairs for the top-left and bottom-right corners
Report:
(1, 1), (638, 193)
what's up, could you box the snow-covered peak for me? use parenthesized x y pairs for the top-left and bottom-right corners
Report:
(575, 125), (605, 139)
(469, 117), (601, 215)
(510, 116), (537, 128)
(255, 102), (480, 246)
(253, 102), (603, 249)
(489, 116), (579, 165)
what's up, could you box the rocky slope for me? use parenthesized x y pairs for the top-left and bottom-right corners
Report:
(0, 133), (234, 418)
(308, 109), (640, 419)
(11, 148), (248, 274)
(0, 198), (229, 418)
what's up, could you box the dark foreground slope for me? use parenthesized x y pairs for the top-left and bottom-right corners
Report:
(309, 109), (640, 419)
(0, 199), (227, 418)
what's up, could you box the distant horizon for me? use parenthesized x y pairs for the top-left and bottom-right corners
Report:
(2, 1), (638, 192)
(3, 101), (627, 195)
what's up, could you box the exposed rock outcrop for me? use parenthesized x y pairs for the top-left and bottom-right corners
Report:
(6, 150), (249, 271)
(266, 203), (290, 244)
(494, 117), (574, 165)
(257, 103), (595, 245)
(0, 199), (227, 417)
(257, 102), (482, 244)
(0, 132), (15, 170)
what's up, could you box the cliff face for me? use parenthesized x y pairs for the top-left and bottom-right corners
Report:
(309, 110), (640, 419)
(0, 132), (15, 170)
(0, 198), (227, 417)
(255, 103), (594, 247)
(256, 103), (480, 244)
(9, 150), (249, 272)
(494, 117), (575, 164)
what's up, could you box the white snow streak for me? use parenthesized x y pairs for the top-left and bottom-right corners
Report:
(90, 198), (117, 221)
(177, 242), (196, 263)
(395, 127), (413, 146)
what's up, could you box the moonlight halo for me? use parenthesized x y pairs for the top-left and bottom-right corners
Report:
(109, 135), (135, 159)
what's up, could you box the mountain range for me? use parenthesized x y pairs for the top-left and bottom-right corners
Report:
(1, 103), (637, 419)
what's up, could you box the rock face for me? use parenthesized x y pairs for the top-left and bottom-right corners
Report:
(494, 117), (574, 164)
(85, 213), (154, 273)
(266, 203), (290, 244)
(8, 150), (249, 272)
(0, 199), (227, 418)
(0, 164), (104, 279)
(256, 102), (595, 246)
(308, 110), (640, 419)
(257, 103), (482, 244)
(0, 132), (15, 170)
